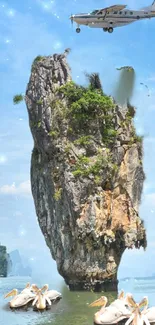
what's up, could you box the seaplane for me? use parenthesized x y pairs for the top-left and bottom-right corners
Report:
(70, 1), (155, 33)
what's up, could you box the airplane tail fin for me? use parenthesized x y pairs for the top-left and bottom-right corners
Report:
(142, 0), (155, 11)
(150, 0), (155, 10)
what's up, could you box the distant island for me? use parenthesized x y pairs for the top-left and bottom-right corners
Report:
(8, 249), (32, 277)
(120, 275), (155, 281)
(0, 245), (32, 277)
(0, 245), (10, 277)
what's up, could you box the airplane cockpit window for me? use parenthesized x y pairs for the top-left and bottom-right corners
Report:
(130, 12), (133, 14)
(119, 11), (122, 14)
(90, 10), (98, 14)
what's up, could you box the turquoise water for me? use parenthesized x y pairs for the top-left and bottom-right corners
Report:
(0, 276), (155, 325)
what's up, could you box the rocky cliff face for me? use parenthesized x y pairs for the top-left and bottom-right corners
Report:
(0, 245), (8, 277)
(25, 52), (146, 291)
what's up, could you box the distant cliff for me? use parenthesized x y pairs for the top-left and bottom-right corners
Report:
(7, 253), (12, 274)
(25, 52), (146, 291)
(9, 250), (32, 276)
(0, 245), (8, 277)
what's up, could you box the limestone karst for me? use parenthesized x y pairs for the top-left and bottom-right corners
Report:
(25, 53), (146, 291)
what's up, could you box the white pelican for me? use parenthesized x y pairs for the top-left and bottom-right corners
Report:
(109, 290), (133, 312)
(32, 288), (51, 310)
(89, 290), (132, 324)
(40, 284), (62, 302)
(143, 307), (155, 323)
(125, 295), (151, 325)
(4, 282), (37, 308)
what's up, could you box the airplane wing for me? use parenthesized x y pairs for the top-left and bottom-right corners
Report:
(97, 5), (127, 14)
(106, 5), (127, 11)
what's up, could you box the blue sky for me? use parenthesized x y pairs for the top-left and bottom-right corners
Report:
(0, 0), (155, 279)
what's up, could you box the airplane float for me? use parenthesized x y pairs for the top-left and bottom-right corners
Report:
(70, 1), (155, 33)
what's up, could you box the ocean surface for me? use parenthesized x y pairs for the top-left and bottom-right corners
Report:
(0, 276), (155, 325)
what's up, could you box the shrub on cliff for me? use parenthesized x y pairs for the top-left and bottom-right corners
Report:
(58, 75), (116, 140)
(13, 94), (24, 104)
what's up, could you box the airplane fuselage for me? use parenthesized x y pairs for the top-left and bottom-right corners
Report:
(71, 8), (155, 32)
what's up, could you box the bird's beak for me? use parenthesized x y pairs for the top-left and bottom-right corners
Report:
(4, 289), (17, 298)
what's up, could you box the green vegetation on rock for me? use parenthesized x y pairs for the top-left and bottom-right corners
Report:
(49, 130), (59, 138)
(13, 94), (24, 105)
(59, 81), (114, 121)
(55, 74), (121, 182)
(33, 55), (43, 63)
(31, 55), (44, 72)
(85, 72), (103, 93)
(37, 98), (43, 105)
(58, 78), (117, 145)
(72, 153), (109, 178)
(74, 135), (92, 146)
(54, 188), (62, 201)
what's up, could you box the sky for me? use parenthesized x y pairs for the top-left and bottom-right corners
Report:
(0, 0), (155, 280)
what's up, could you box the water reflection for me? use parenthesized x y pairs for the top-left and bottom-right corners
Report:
(34, 285), (117, 325)
(2, 277), (155, 325)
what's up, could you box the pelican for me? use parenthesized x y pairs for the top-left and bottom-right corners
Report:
(21, 282), (35, 294)
(4, 284), (36, 308)
(137, 296), (155, 323)
(125, 295), (151, 325)
(40, 284), (62, 302)
(89, 290), (132, 324)
(109, 290), (132, 312)
(32, 288), (51, 310)
(127, 295), (155, 324)
(144, 307), (155, 323)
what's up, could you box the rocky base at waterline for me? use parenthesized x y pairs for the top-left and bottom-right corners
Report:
(68, 279), (118, 292)
(25, 51), (146, 291)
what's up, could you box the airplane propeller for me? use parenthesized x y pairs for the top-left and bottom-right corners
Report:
(70, 14), (74, 27)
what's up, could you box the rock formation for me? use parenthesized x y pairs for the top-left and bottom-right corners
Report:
(7, 253), (12, 275)
(9, 250), (32, 276)
(25, 52), (146, 291)
(0, 245), (9, 277)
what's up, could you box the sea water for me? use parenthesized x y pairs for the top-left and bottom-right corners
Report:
(0, 276), (155, 325)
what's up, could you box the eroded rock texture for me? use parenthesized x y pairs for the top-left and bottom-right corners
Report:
(0, 245), (9, 277)
(25, 52), (146, 291)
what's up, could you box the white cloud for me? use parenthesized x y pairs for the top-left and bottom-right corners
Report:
(0, 180), (31, 197)
(0, 154), (7, 164)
